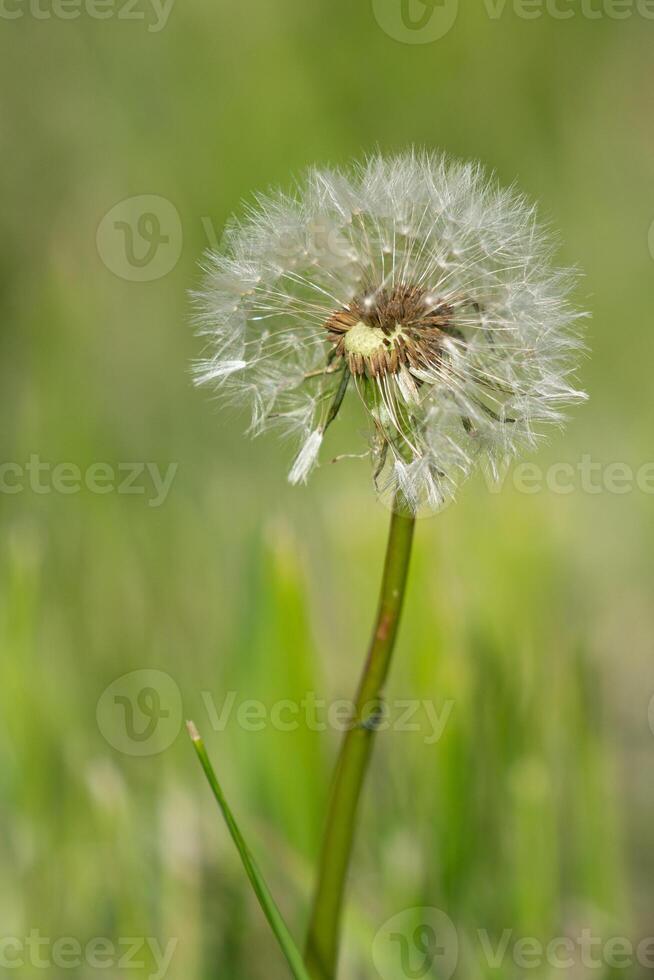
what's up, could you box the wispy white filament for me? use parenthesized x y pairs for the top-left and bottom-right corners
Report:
(288, 429), (323, 486)
(194, 359), (247, 384)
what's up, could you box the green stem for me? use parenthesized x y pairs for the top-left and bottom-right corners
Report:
(304, 501), (416, 980)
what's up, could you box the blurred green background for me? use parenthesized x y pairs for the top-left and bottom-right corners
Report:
(1, 1), (653, 977)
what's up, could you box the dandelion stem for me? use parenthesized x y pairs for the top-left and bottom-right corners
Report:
(304, 500), (416, 980)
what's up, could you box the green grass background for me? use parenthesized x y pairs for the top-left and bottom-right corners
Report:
(1, 1), (653, 976)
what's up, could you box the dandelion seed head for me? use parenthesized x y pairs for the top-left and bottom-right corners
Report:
(193, 151), (587, 513)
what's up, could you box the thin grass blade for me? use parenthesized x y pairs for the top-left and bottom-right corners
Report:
(187, 721), (312, 980)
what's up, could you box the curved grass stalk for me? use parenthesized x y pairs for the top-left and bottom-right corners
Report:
(188, 722), (312, 980)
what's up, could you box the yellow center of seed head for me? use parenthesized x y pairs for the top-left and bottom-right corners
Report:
(343, 321), (403, 359)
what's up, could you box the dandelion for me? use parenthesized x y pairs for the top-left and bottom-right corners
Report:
(188, 152), (588, 980)
(193, 151), (586, 512)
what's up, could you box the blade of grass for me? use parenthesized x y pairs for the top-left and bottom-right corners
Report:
(186, 722), (312, 980)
